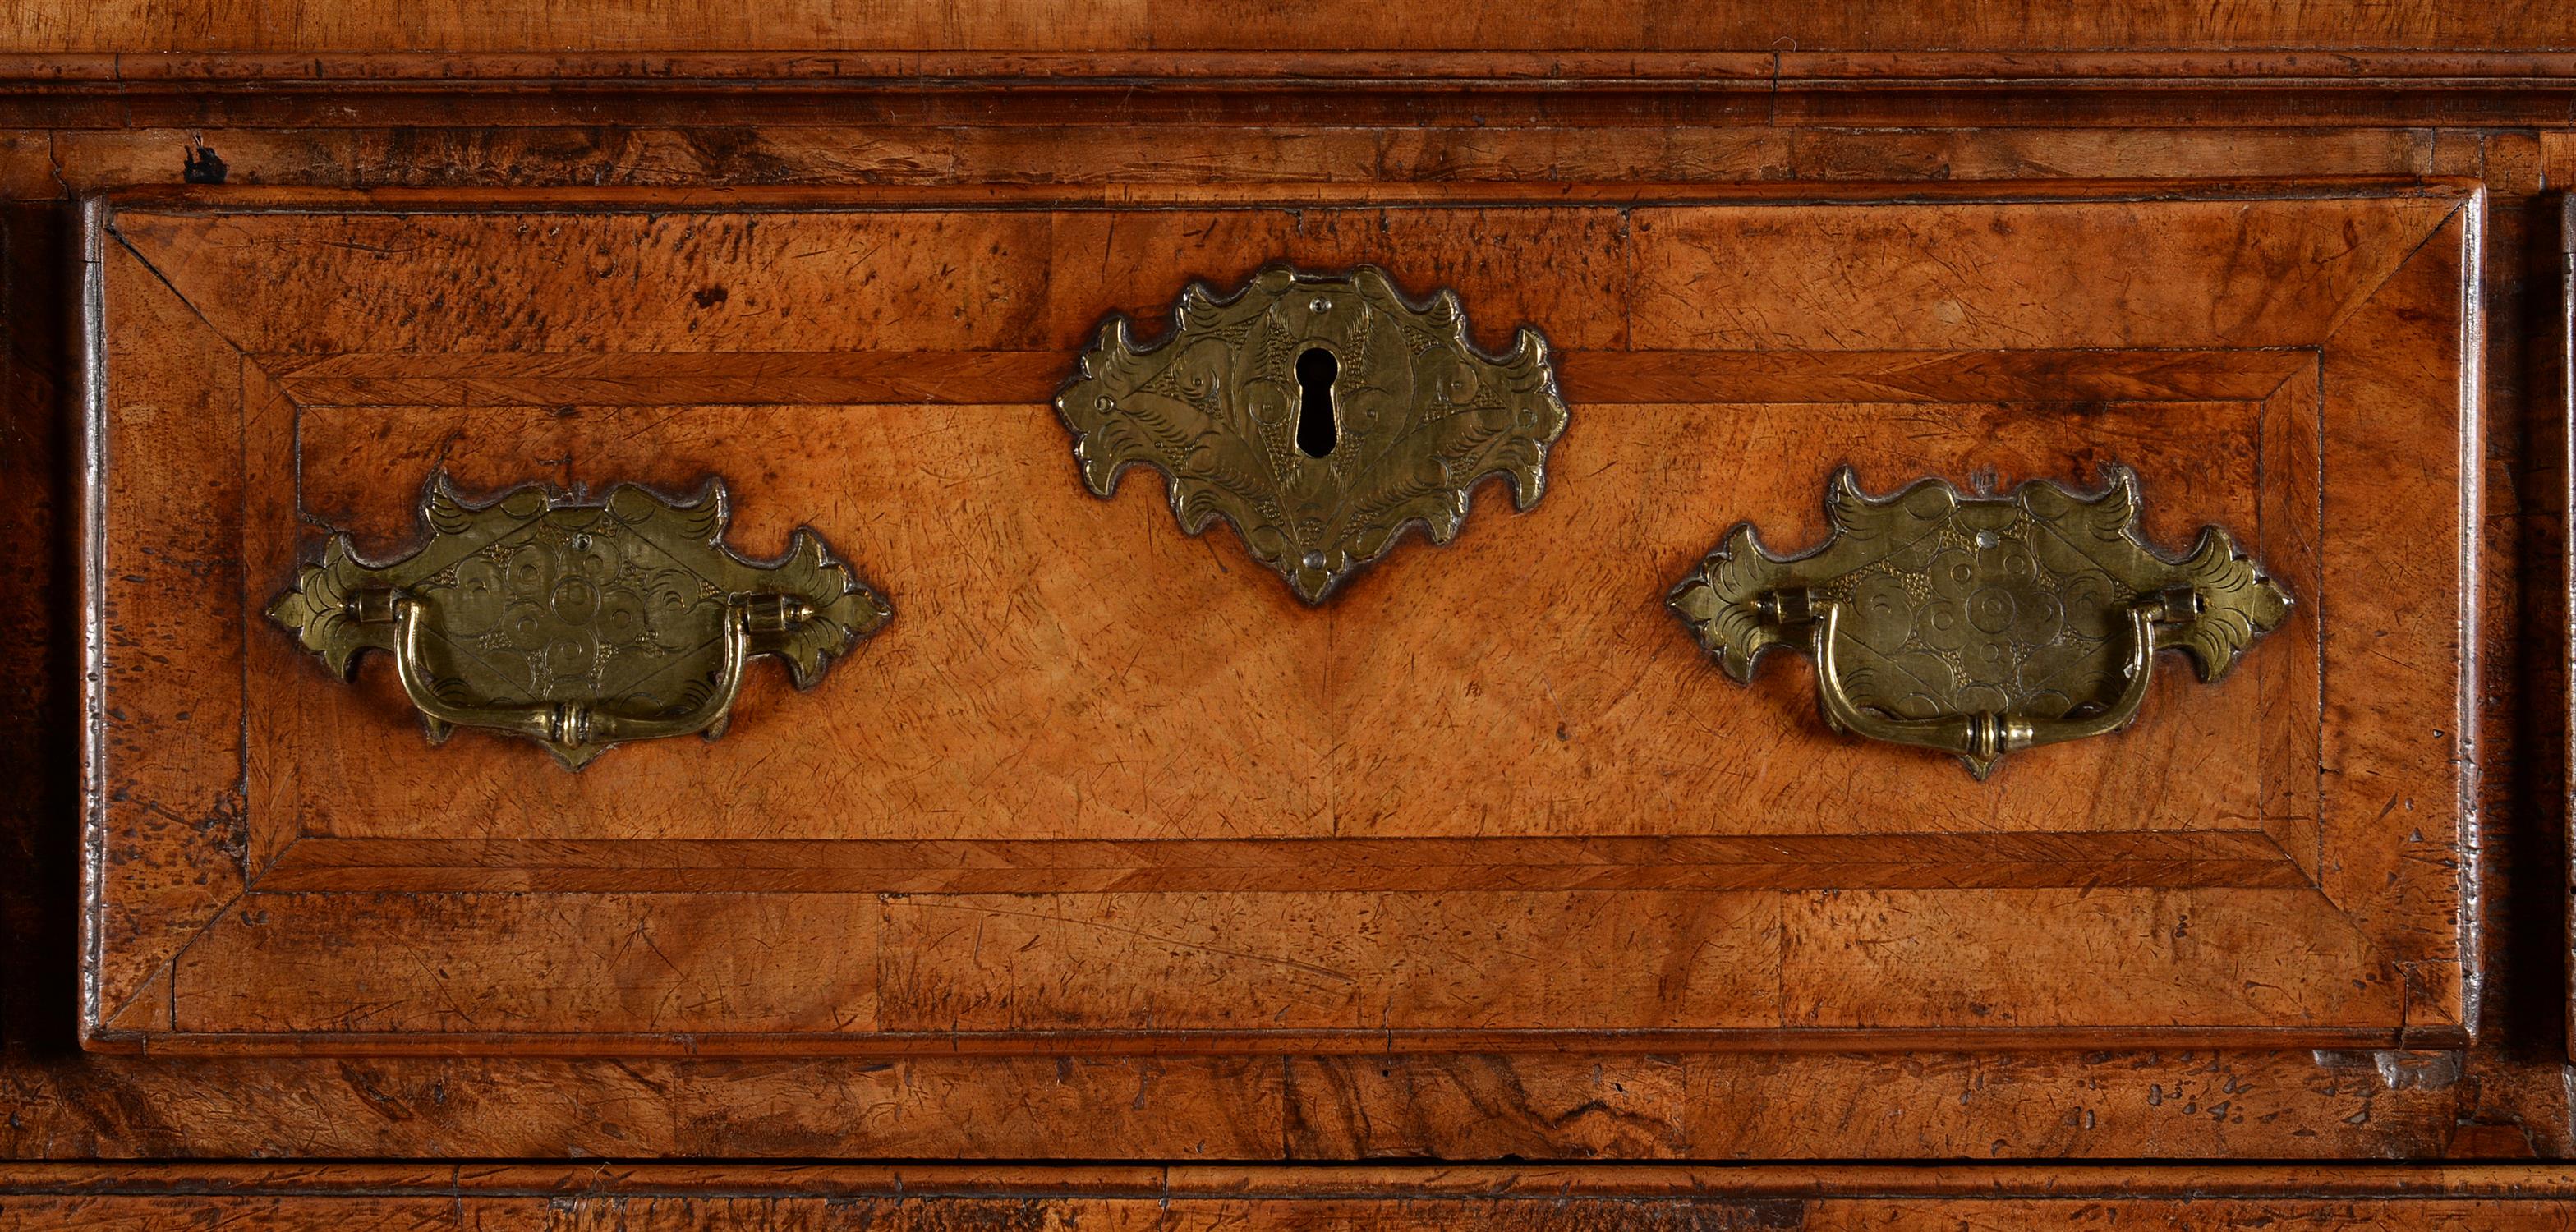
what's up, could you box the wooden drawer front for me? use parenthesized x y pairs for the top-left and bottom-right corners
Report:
(81, 182), (2476, 1055)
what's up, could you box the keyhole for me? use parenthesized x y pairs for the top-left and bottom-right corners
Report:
(1294, 347), (1338, 458)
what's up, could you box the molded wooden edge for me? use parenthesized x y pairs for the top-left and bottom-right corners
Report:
(2564, 191), (2574, 1065)
(251, 831), (2319, 894)
(2309, 195), (2484, 1035)
(72, 193), (106, 1046)
(12, 50), (2576, 85)
(90, 177), (2488, 214)
(83, 1023), (2469, 1059)
(76, 214), (255, 1046)
(90, 185), (2476, 1060)
(2454, 192), (2488, 1039)
(0, 1161), (2569, 1199)
(12, 84), (2576, 133)
(253, 347), (2315, 409)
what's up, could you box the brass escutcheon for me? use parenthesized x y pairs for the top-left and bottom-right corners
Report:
(1053, 264), (1571, 604)
(1666, 467), (2290, 779)
(266, 478), (890, 770)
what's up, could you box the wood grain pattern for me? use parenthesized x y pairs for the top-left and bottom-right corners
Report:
(0, 1049), (2490, 1159)
(84, 230), (247, 1036)
(15, 1163), (2576, 1229)
(4, 64), (2574, 136)
(247, 833), (2315, 894)
(7, 172), (2551, 1161)
(2312, 200), (2480, 1032)
(172, 893), (876, 1036)
(7, 2), (2576, 55)
(15, 126), (2454, 201)
(876, 890), (1781, 1033)
(78, 184), (2475, 1055)
(1626, 198), (2457, 351)
(2, 11), (2571, 1203)
(274, 401), (1336, 846)
(274, 396), (2270, 844)
(1777, 889), (2394, 1029)
(106, 203), (1637, 355)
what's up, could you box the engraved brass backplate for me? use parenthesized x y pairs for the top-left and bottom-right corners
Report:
(1054, 264), (1571, 603)
(1666, 467), (2290, 779)
(266, 480), (890, 770)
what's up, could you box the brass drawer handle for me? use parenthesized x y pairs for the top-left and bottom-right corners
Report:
(389, 586), (752, 756)
(1054, 264), (1570, 604)
(267, 480), (890, 770)
(1667, 467), (2289, 779)
(1810, 593), (2160, 774)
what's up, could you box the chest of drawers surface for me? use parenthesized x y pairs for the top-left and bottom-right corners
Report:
(80, 182), (2477, 1063)
(6, 5), (2576, 1228)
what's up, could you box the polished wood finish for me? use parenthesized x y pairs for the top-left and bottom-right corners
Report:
(12, 2), (2576, 54)
(5, 4), (2576, 1227)
(16, 1164), (2576, 1230)
(79, 183), (2475, 1058)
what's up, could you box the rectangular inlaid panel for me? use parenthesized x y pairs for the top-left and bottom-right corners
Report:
(83, 183), (2477, 1054)
(269, 397), (2266, 844)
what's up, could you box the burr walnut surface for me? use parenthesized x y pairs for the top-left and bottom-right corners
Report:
(78, 183), (2474, 1058)
(2, 7), (2574, 1226)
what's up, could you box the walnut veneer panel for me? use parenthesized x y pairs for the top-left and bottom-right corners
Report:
(80, 182), (2477, 1055)
(15, 1164), (2576, 1230)
(10, 1), (2576, 55)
